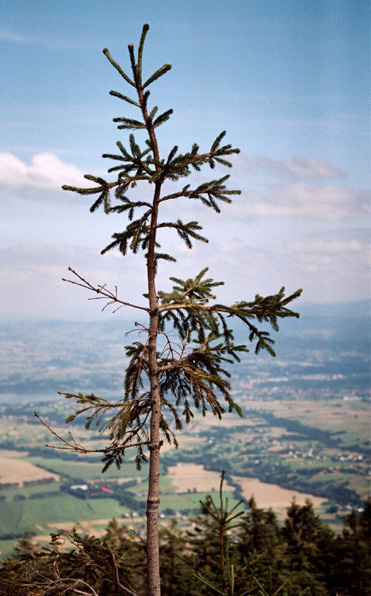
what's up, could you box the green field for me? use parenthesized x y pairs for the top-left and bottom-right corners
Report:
(0, 397), (369, 559)
(24, 456), (148, 481)
(0, 496), (126, 537)
(0, 482), (63, 500)
(159, 490), (240, 513)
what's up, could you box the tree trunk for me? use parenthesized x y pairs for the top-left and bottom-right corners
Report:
(146, 184), (162, 596)
(146, 386), (161, 596)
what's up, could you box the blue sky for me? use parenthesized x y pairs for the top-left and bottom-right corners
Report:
(0, 0), (370, 320)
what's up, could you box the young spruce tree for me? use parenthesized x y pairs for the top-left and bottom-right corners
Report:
(44, 25), (302, 596)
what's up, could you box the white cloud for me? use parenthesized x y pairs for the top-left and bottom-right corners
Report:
(208, 154), (367, 220)
(232, 154), (344, 180)
(0, 153), (85, 195)
(232, 183), (369, 220)
(0, 245), (148, 321)
(154, 227), (371, 305)
(254, 156), (344, 180)
(2, 153), (366, 223)
(0, 152), (155, 205)
(1, 226), (370, 321)
(270, 234), (371, 302)
(282, 239), (367, 255)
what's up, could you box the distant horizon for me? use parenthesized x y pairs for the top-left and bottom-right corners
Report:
(1, 296), (370, 325)
(1, 297), (369, 406)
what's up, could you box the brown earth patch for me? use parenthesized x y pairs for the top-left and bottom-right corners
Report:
(0, 457), (59, 486)
(233, 476), (327, 510)
(168, 464), (233, 493)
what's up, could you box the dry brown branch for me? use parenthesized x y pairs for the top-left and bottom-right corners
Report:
(63, 267), (149, 313)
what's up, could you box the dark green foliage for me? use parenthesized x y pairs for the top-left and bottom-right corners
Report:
(188, 471), (246, 595)
(281, 500), (335, 595)
(331, 499), (371, 595)
(2, 495), (370, 595)
(159, 522), (191, 596)
(237, 497), (286, 590)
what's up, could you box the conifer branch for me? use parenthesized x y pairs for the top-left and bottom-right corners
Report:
(138, 24), (150, 78)
(109, 89), (141, 107)
(143, 64), (172, 89)
(102, 48), (135, 87)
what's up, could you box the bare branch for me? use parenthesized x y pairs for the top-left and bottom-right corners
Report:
(63, 267), (149, 313)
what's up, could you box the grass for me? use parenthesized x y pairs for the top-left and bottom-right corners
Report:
(0, 538), (20, 558)
(25, 456), (148, 481)
(0, 495), (126, 537)
(179, 490), (240, 506)
(0, 482), (62, 500)
(159, 494), (200, 512)
(0, 501), (28, 534)
(158, 490), (240, 514)
(344, 475), (370, 499)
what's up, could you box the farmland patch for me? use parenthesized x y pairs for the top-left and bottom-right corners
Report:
(0, 454), (59, 486)
(233, 475), (327, 511)
(168, 464), (233, 493)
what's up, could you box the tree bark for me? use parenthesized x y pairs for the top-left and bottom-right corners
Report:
(146, 182), (162, 596)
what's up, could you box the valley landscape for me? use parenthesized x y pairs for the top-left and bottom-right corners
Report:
(0, 301), (369, 557)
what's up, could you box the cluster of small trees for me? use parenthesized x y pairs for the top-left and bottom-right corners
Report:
(1, 490), (370, 595)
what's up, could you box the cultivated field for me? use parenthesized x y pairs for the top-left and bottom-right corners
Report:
(23, 456), (148, 482)
(0, 393), (369, 558)
(0, 451), (59, 486)
(233, 475), (327, 511)
(168, 464), (234, 494)
(253, 399), (371, 450)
